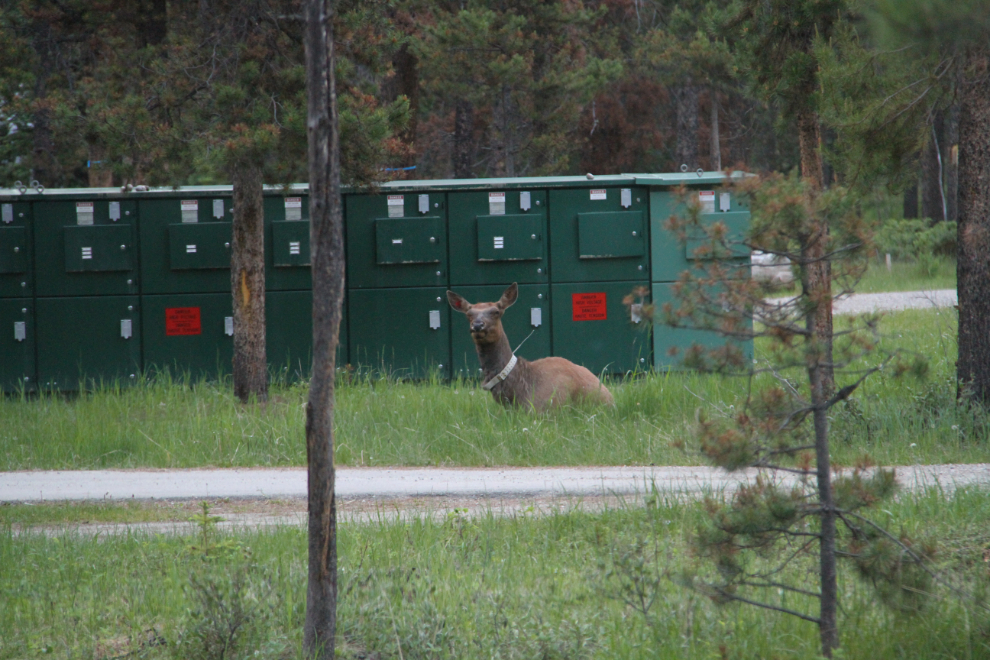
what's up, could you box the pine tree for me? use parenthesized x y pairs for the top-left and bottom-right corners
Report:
(642, 174), (931, 658)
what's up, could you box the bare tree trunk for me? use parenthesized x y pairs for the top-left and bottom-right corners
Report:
(29, 15), (59, 186)
(710, 91), (721, 171)
(796, 105), (835, 396)
(231, 164), (268, 403)
(304, 0), (342, 656)
(902, 178), (918, 219)
(956, 47), (990, 407)
(674, 82), (699, 169)
(382, 42), (419, 167)
(811, 362), (838, 658)
(921, 111), (945, 223)
(453, 100), (474, 178)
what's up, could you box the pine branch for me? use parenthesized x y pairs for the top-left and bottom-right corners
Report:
(709, 589), (822, 624)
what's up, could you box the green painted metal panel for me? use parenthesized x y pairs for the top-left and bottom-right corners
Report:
(141, 293), (233, 380)
(448, 283), (551, 379)
(548, 187), (649, 283)
(375, 217), (444, 264)
(650, 187), (751, 282)
(36, 295), (141, 390)
(63, 225), (134, 272)
(346, 192), (448, 289)
(139, 197), (232, 294)
(266, 290), (348, 380)
(476, 215), (544, 262)
(168, 223), (232, 270)
(0, 201), (32, 298)
(34, 200), (139, 297)
(348, 286), (450, 378)
(651, 281), (753, 370)
(271, 222), (310, 267)
(685, 211), (750, 260)
(448, 189), (548, 285)
(0, 298), (35, 392)
(264, 194), (311, 291)
(0, 228), (28, 274)
(577, 211), (646, 258)
(550, 281), (651, 375)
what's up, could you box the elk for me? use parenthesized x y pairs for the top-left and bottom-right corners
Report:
(447, 283), (614, 412)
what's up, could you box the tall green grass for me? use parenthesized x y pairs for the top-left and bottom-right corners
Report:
(2, 488), (988, 659)
(1, 307), (983, 470)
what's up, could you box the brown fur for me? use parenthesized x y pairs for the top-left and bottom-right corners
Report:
(447, 283), (615, 412)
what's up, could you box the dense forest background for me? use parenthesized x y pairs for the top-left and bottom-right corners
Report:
(0, 0), (966, 224)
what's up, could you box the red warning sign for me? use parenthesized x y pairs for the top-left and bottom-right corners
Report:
(165, 307), (202, 336)
(572, 292), (607, 321)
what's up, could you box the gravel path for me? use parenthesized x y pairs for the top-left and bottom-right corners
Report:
(767, 289), (957, 315)
(832, 289), (956, 315)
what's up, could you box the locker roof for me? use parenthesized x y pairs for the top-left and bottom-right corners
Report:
(0, 171), (748, 200)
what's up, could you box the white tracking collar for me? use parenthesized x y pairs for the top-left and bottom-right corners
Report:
(482, 355), (518, 391)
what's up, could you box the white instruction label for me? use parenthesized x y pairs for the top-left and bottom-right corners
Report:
(489, 192), (506, 215)
(699, 191), (715, 213)
(76, 202), (95, 225)
(285, 197), (302, 221)
(590, 189), (607, 201)
(181, 200), (199, 223)
(387, 195), (404, 218)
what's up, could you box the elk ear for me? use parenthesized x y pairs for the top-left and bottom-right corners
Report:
(497, 282), (518, 310)
(446, 290), (471, 313)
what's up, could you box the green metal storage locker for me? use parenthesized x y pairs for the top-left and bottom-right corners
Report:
(639, 173), (752, 370)
(546, 178), (650, 374)
(0, 200), (35, 391)
(30, 194), (141, 389)
(447, 188), (548, 286)
(137, 191), (234, 379)
(345, 189), (450, 377)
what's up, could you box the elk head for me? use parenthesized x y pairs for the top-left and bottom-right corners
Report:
(446, 282), (519, 345)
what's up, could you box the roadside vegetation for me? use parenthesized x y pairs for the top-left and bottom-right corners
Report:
(1, 307), (983, 470)
(2, 488), (988, 660)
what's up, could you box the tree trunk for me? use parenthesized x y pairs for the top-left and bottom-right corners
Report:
(30, 14), (59, 186)
(382, 42), (419, 167)
(304, 0), (342, 657)
(945, 104), (960, 222)
(811, 362), (839, 658)
(921, 111), (945, 223)
(709, 91), (721, 171)
(674, 82), (699, 169)
(231, 164), (268, 403)
(956, 47), (990, 406)
(796, 105), (835, 396)
(902, 179), (918, 219)
(453, 99), (474, 178)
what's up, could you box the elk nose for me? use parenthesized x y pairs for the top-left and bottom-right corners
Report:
(471, 321), (485, 332)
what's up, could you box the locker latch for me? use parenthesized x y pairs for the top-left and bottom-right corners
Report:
(213, 199), (225, 219)
(14, 321), (26, 342)
(109, 201), (121, 221)
(225, 316), (234, 336)
(429, 310), (441, 330)
(418, 194), (430, 214)
(530, 308), (542, 328)
(520, 191), (531, 212)
(719, 192), (731, 212)
(120, 319), (133, 339)
(1, 204), (12, 224)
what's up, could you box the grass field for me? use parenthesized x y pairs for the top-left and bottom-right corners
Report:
(2, 487), (988, 659)
(1, 306), (984, 470)
(770, 256), (957, 296)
